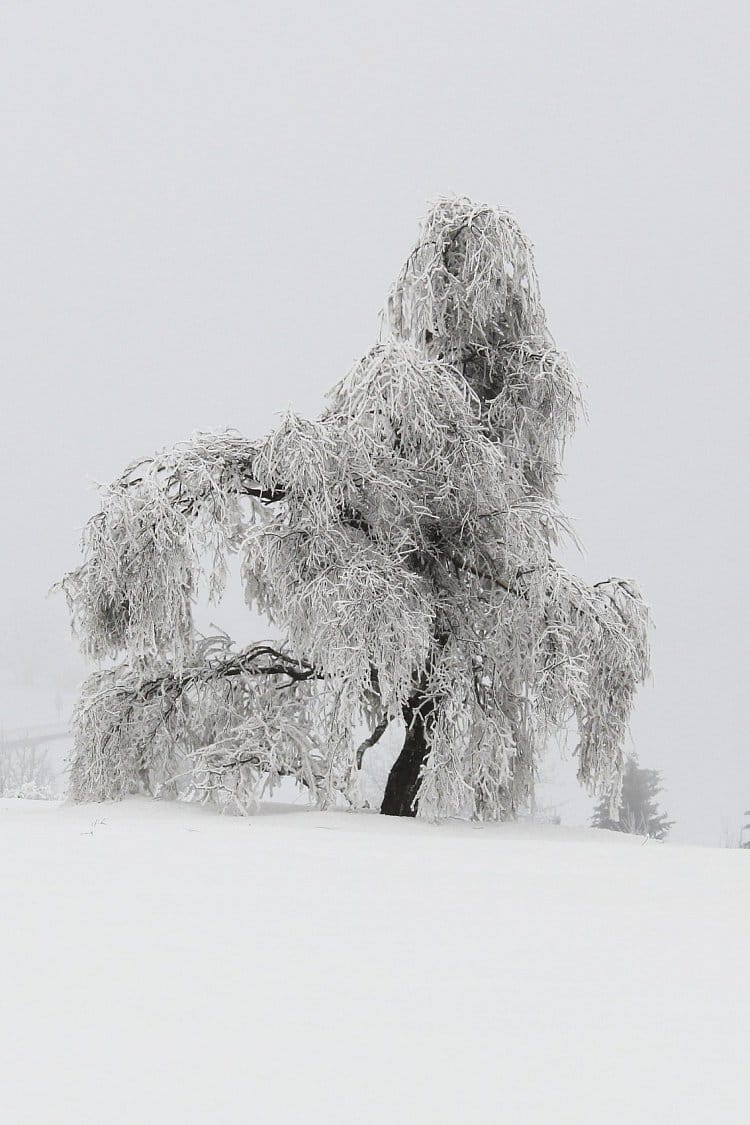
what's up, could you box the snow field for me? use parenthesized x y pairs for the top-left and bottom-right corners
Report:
(1, 798), (747, 1123)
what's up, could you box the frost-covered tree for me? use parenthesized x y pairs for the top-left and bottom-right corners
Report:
(591, 755), (672, 839)
(59, 196), (651, 819)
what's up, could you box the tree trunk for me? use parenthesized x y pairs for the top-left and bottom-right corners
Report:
(380, 691), (432, 817)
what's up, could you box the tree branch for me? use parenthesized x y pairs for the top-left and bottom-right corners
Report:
(355, 716), (390, 769)
(120, 642), (320, 707)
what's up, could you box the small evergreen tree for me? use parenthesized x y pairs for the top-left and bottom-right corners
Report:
(58, 196), (651, 820)
(592, 755), (672, 839)
(740, 811), (750, 849)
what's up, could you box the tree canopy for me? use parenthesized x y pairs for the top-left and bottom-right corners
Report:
(59, 196), (651, 819)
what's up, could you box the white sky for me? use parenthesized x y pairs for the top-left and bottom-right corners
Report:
(2, 0), (748, 842)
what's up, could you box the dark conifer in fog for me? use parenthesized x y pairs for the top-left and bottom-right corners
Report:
(592, 755), (672, 839)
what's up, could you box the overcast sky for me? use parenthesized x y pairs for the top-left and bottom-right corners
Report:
(2, 0), (748, 842)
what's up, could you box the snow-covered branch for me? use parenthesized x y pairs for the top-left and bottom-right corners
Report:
(70, 636), (328, 808)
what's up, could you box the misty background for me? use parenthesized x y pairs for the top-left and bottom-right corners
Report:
(2, 0), (747, 842)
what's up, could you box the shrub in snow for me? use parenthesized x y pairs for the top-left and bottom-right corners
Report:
(58, 196), (651, 819)
(0, 742), (56, 800)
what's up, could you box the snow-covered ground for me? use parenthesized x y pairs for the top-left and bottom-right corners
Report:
(1, 797), (747, 1124)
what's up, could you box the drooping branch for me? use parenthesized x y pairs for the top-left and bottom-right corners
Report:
(70, 637), (327, 806)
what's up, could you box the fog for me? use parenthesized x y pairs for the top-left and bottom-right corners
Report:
(2, 0), (748, 842)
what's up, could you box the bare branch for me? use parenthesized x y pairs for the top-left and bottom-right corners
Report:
(355, 716), (390, 769)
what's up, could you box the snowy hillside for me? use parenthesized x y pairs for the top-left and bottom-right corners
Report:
(2, 797), (747, 1123)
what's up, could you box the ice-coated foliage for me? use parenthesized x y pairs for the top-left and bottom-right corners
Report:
(69, 637), (331, 812)
(58, 434), (258, 669)
(387, 196), (546, 351)
(61, 195), (651, 819)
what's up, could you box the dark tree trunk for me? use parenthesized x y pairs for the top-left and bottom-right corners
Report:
(380, 691), (433, 817)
